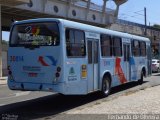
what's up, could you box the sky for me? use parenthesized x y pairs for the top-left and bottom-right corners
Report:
(2, 31), (10, 41)
(92, 0), (160, 25)
(2, 0), (160, 41)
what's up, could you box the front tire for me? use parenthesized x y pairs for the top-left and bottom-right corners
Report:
(101, 76), (111, 97)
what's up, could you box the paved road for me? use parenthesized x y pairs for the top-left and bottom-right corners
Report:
(0, 85), (54, 106)
(0, 73), (160, 120)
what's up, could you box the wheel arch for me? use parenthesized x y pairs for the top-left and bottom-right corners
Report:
(141, 66), (146, 77)
(101, 71), (112, 89)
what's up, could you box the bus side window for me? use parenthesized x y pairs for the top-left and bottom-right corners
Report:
(101, 34), (112, 57)
(66, 29), (72, 56)
(132, 40), (140, 56)
(65, 29), (86, 57)
(140, 41), (146, 56)
(113, 36), (122, 56)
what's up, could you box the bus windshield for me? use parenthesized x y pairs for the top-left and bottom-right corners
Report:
(10, 22), (59, 46)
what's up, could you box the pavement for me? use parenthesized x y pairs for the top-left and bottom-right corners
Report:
(0, 73), (160, 120)
(64, 74), (160, 114)
(0, 77), (7, 85)
(66, 85), (160, 114)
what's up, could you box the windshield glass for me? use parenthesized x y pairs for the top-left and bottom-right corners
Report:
(10, 22), (59, 46)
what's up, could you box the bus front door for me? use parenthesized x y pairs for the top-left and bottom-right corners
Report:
(87, 39), (99, 92)
(123, 43), (131, 81)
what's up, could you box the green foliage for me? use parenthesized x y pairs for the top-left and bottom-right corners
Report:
(153, 24), (160, 29)
(2, 40), (8, 45)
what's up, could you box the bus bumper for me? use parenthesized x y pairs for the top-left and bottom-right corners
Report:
(7, 80), (64, 93)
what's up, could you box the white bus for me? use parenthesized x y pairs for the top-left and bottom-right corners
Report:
(8, 18), (151, 96)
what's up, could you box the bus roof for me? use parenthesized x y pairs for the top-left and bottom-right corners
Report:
(13, 18), (150, 42)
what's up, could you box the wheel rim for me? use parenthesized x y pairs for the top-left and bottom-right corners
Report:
(103, 79), (110, 94)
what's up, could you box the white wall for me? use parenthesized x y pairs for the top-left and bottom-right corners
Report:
(16, 0), (115, 25)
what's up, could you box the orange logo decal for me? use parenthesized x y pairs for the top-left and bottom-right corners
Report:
(32, 27), (40, 35)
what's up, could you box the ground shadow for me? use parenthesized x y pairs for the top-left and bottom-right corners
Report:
(0, 81), (146, 120)
(111, 81), (148, 94)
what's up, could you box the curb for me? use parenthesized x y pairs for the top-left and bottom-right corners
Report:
(0, 77), (7, 85)
(0, 77), (8, 80)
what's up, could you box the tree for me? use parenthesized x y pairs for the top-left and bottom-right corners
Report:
(153, 24), (160, 29)
(2, 40), (8, 45)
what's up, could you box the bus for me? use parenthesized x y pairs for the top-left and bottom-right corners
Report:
(8, 18), (151, 96)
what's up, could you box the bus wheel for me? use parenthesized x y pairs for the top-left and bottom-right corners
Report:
(138, 71), (143, 85)
(101, 76), (111, 97)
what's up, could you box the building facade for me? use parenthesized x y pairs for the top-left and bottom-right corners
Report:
(109, 19), (160, 59)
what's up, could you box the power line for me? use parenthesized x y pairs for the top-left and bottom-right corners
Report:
(134, 12), (144, 16)
(119, 8), (148, 24)
(119, 13), (144, 21)
(134, 9), (144, 13)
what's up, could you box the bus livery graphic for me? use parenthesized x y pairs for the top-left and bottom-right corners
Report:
(38, 56), (57, 66)
(130, 57), (137, 80)
(32, 26), (40, 35)
(115, 57), (127, 84)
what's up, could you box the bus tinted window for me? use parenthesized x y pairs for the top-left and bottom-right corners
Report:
(10, 22), (59, 46)
(87, 41), (92, 63)
(140, 41), (146, 56)
(101, 34), (112, 57)
(66, 29), (86, 57)
(132, 40), (140, 56)
(113, 37), (122, 56)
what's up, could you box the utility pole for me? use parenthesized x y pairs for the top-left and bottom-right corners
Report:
(101, 0), (107, 23)
(144, 7), (147, 36)
(85, 0), (91, 21)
